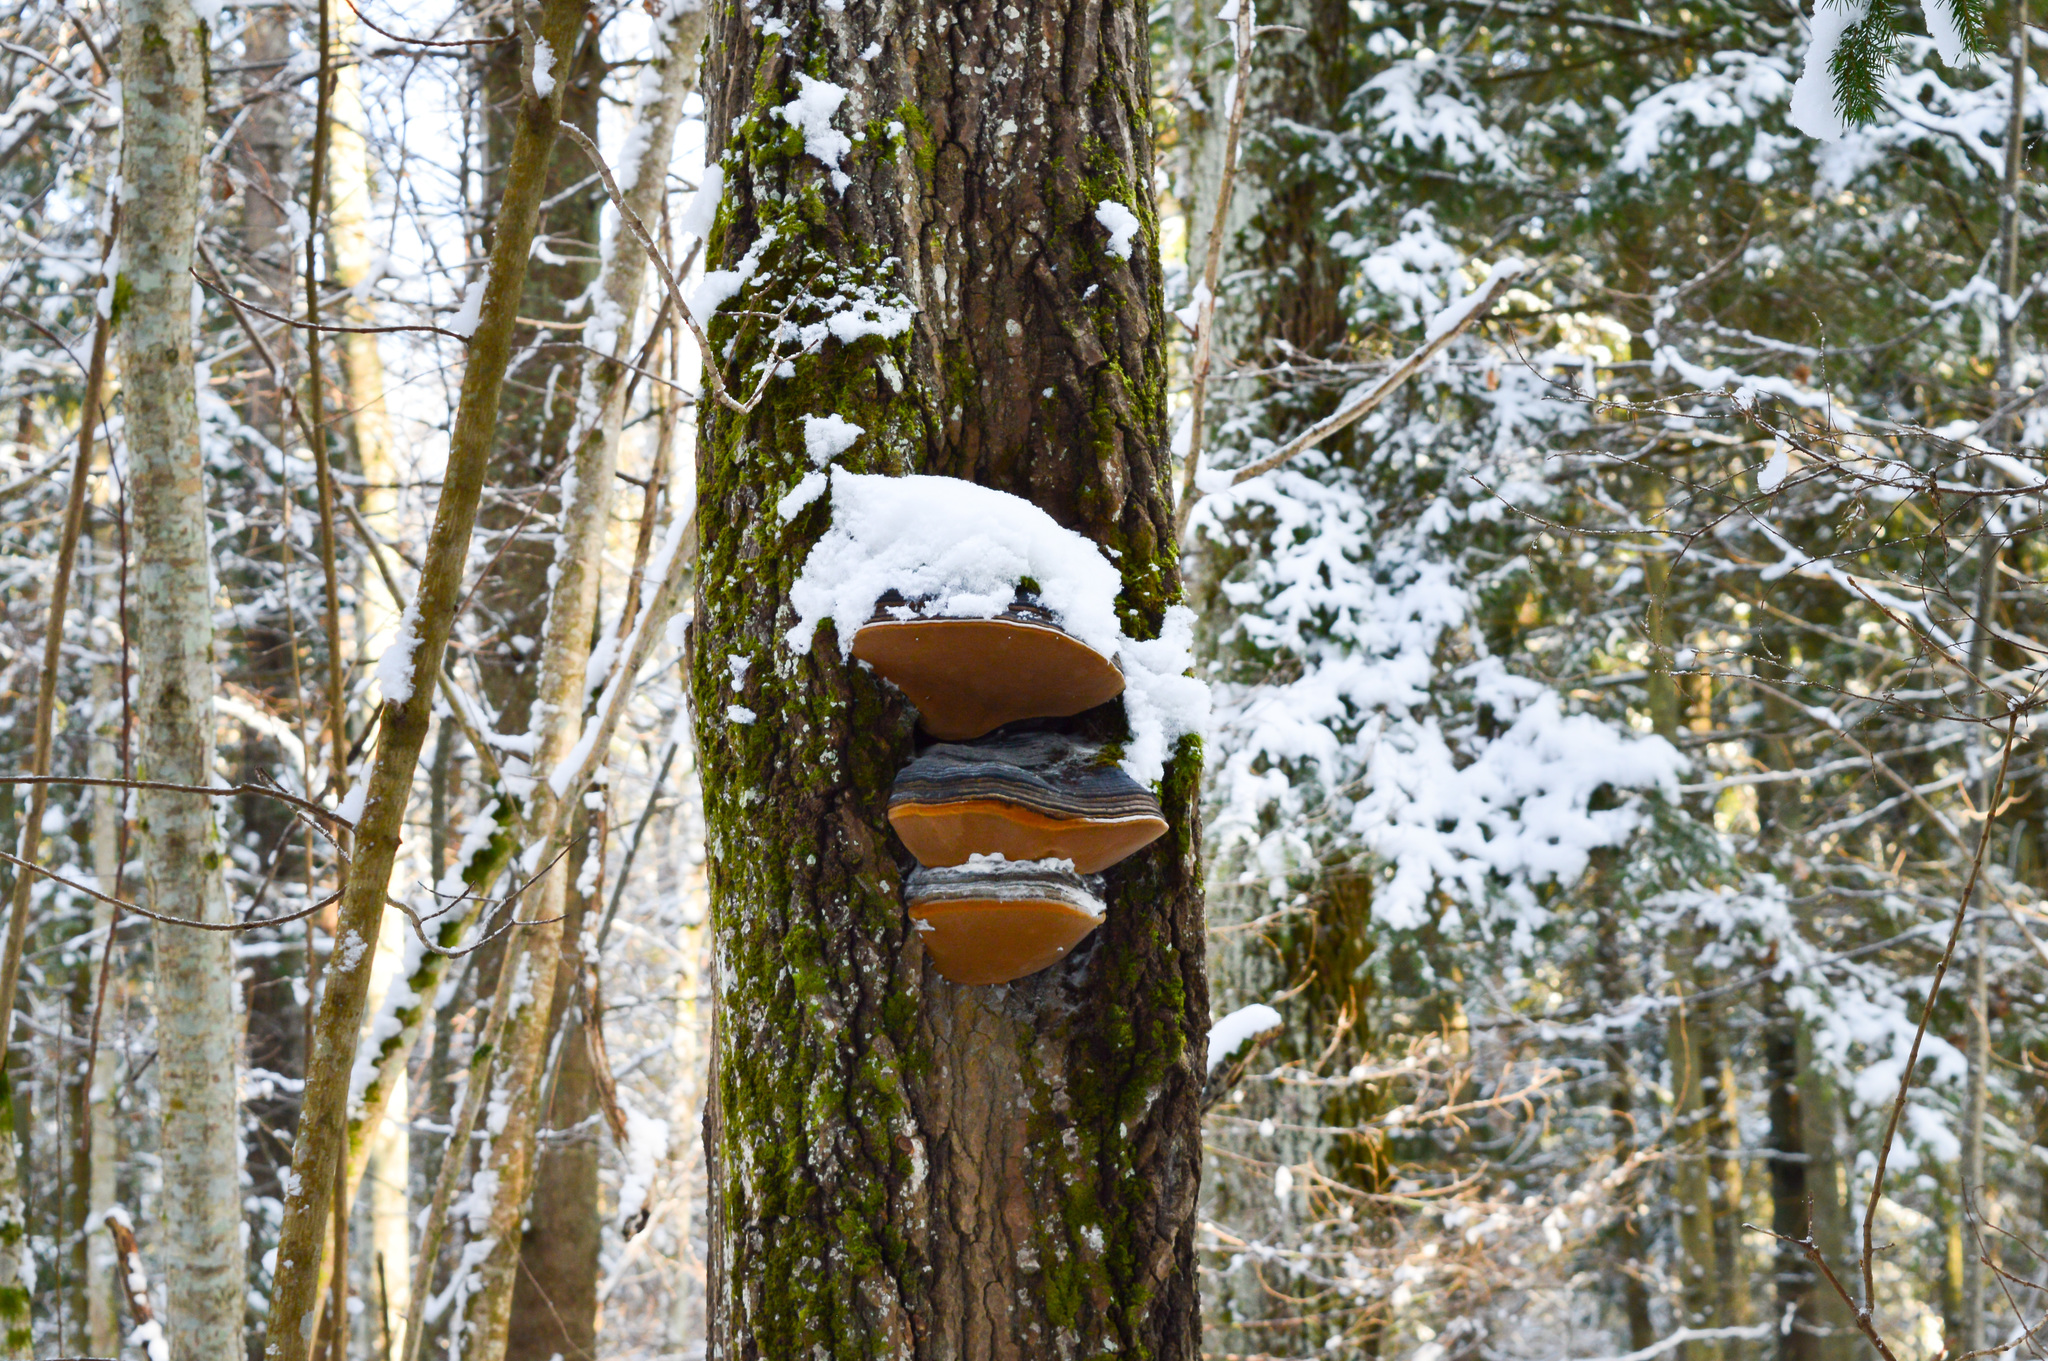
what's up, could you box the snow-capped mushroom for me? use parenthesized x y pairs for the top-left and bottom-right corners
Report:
(888, 732), (1167, 874)
(851, 596), (1125, 740)
(904, 858), (1106, 985)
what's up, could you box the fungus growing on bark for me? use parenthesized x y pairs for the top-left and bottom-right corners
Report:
(851, 598), (1124, 740)
(904, 858), (1106, 985)
(889, 732), (1166, 873)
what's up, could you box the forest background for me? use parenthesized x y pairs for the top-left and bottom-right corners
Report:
(0, 0), (2042, 1356)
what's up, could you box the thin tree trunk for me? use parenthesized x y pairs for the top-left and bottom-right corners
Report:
(328, 0), (396, 519)
(1767, 987), (1818, 1361)
(262, 1), (593, 1351)
(86, 649), (121, 1360)
(121, 0), (249, 1352)
(698, 0), (1205, 1352)
(1707, 1029), (1749, 1333)
(0, 1075), (25, 1358)
(503, 14), (703, 1356)
(1797, 1032), (1857, 1361)
(1669, 969), (1722, 1361)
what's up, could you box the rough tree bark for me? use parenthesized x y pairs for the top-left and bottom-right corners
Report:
(119, 0), (249, 1353)
(696, 1), (1207, 1355)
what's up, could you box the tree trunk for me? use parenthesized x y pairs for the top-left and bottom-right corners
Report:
(505, 873), (600, 1361)
(1669, 967), (1722, 1361)
(260, 0), (594, 1349)
(121, 1), (250, 1355)
(697, 2), (1205, 1355)
(0, 1074), (25, 1358)
(451, 11), (704, 1354)
(1766, 988), (1818, 1361)
(86, 653), (121, 1360)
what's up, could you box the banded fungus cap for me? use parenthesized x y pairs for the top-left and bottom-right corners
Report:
(904, 859), (1106, 986)
(889, 732), (1167, 874)
(851, 595), (1124, 741)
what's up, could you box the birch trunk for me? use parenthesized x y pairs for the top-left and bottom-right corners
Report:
(120, 0), (249, 1353)
(86, 653), (122, 1359)
(261, 0), (593, 1350)
(698, 0), (1205, 1351)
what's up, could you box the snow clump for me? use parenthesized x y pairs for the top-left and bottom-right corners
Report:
(786, 470), (1209, 785)
(375, 597), (424, 707)
(1095, 199), (1141, 260)
(775, 74), (853, 193)
(1207, 1003), (1283, 1073)
(801, 413), (865, 466)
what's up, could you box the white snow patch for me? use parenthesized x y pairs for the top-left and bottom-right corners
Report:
(448, 266), (491, 337)
(615, 1105), (671, 1233)
(726, 705), (758, 725)
(687, 226), (778, 323)
(335, 929), (370, 973)
(1095, 199), (1141, 260)
(801, 413), (865, 466)
(531, 35), (557, 97)
(375, 596), (425, 706)
(774, 74), (853, 193)
(677, 163), (724, 242)
(335, 781), (368, 827)
(776, 471), (830, 521)
(1207, 1003), (1283, 1073)
(1759, 440), (1791, 493)
(1789, 0), (1866, 140)
(1925, 0), (1970, 65)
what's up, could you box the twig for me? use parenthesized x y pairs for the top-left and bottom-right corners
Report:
(557, 121), (789, 417)
(1221, 265), (1524, 490)
(1858, 710), (2020, 1322)
(0, 847), (343, 931)
(0, 773), (355, 836)
(0, 205), (117, 1052)
(191, 269), (474, 340)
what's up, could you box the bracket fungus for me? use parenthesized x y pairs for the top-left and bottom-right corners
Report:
(889, 733), (1167, 875)
(904, 859), (1107, 986)
(850, 596), (1124, 741)
(786, 468), (1209, 986)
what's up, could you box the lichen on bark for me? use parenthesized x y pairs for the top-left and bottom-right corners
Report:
(696, 2), (1206, 1355)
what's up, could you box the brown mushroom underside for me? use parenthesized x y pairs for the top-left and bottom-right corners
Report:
(889, 799), (1168, 874)
(850, 617), (1125, 739)
(908, 896), (1107, 985)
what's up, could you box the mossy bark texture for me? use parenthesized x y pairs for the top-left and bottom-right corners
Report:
(696, 2), (1206, 1356)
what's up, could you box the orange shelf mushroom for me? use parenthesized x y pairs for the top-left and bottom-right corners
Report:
(889, 733), (1166, 875)
(851, 598), (1123, 740)
(904, 860), (1106, 986)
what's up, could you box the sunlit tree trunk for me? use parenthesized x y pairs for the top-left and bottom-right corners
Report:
(120, 0), (249, 1351)
(697, 0), (1205, 1352)
(86, 652), (121, 1359)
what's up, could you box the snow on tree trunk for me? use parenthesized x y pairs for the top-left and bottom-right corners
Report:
(119, 0), (249, 1351)
(696, 1), (1206, 1353)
